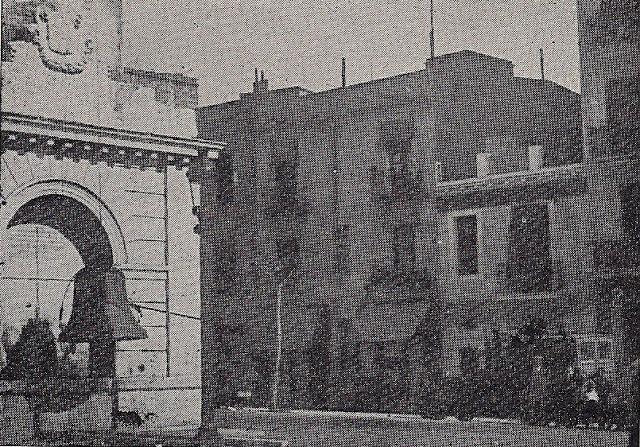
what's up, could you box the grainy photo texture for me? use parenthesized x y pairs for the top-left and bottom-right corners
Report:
(0, 0), (638, 446)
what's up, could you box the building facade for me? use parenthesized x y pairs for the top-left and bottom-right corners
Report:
(196, 51), (599, 420)
(575, 0), (640, 394)
(0, 0), (221, 442)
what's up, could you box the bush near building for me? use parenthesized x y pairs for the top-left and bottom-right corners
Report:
(416, 318), (637, 429)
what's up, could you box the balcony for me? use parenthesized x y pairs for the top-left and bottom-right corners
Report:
(371, 167), (423, 204)
(592, 239), (640, 270)
(494, 260), (564, 296)
(434, 163), (585, 210)
(368, 264), (432, 293)
(264, 194), (311, 218)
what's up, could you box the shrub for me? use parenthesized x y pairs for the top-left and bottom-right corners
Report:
(425, 319), (585, 424)
(0, 318), (58, 382)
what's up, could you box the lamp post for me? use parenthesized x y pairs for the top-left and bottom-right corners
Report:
(271, 268), (294, 411)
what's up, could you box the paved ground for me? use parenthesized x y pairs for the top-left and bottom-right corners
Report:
(34, 413), (630, 447)
(216, 412), (629, 447)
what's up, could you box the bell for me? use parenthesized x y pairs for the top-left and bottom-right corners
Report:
(102, 267), (148, 341)
(59, 266), (148, 343)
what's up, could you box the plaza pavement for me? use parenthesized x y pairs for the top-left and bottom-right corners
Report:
(30, 409), (630, 446)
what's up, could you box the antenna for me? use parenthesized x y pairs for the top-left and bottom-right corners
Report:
(539, 48), (545, 82)
(341, 57), (346, 88)
(429, 0), (435, 60)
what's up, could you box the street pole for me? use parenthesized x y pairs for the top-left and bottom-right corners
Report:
(272, 280), (284, 410)
(272, 268), (294, 411)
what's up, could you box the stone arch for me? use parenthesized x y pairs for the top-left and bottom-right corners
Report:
(0, 179), (128, 266)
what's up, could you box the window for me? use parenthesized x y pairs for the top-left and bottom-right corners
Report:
(578, 338), (612, 362)
(620, 182), (640, 241)
(577, 337), (614, 377)
(335, 225), (350, 273)
(276, 238), (300, 275)
(607, 77), (640, 156)
(216, 153), (234, 205)
(390, 149), (410, 197)
(274, 159), (298, 209)
(456, 215), (479, 275)
(580, 341), (597, 361)
(387, 140), (421, 200)
(336, 319), (353, 368)
(507, 203), (551, 293)
(154, 84), (173, 104)
(373, 341), (403, 370)
(596, 3), (640, 45)
(393, 224), (416, 273)
(595, 298), (612, 334)
(598, 341), (611, 360)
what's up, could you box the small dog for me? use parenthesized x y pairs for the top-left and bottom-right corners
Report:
(114, 410), (157, 427)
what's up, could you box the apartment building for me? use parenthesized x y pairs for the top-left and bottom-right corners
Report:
(196, 50), (587, 415)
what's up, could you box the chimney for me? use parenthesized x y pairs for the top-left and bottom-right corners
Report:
(476, 152), (492, 178)
(528, 145), (543, 171)
(253, 69), (269, 94)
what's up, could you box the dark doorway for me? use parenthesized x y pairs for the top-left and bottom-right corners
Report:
(507, 203), (552, 293)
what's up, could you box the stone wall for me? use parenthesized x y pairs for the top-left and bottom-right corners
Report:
(1, 8), (206, 434)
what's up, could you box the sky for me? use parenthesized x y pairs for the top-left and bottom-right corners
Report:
(124, 0), (580, 106)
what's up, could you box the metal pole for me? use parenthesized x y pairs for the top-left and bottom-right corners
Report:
(272, 280), (284, 410)
(164, 164), (171, 377)
(341, 57), (346, 88)
(539, 48), (545, 82)
(429, 0), (435, 60)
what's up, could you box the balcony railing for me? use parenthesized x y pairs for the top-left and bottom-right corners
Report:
(368, 264), (432, 291)
(265, 194), (311, 218)
(371, 167), (423, 204)
(495, 260), (564, 295)
(592, 239), (640, 269)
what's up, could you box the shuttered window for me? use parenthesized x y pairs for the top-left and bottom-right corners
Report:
(507, 203), (551, 293)
(621, 182), (640, 241)
(456, 215), (479, 275)
(393, 224), (416, 273)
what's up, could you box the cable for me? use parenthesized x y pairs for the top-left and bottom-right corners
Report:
(133, 304), (200, 321)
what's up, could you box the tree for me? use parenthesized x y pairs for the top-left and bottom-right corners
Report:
(0, 317), (58, 439)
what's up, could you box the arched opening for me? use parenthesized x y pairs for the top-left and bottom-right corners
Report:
(8, 194), (114, 270)
(1, 193), (144, 383)
(0, 223), (83, 351)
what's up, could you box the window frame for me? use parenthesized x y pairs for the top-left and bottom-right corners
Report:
(620, 181), (640, 240)
(448, 208), (483, 278)
(575, 335), (614, 376)
(392, 223), (417, 274)
(506, 201), (553, 293)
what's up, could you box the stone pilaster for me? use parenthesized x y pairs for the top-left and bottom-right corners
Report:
(199, 156), (235, 445)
